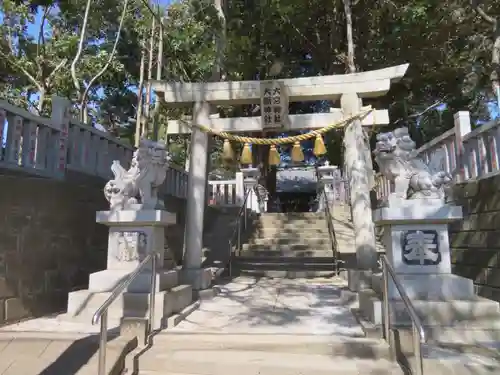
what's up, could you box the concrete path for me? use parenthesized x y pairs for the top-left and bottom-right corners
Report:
(168, 276), (363, 336)
(133, 276), (405, 375)
(0, 335), (134, 375)
(0, 276), (370, 375)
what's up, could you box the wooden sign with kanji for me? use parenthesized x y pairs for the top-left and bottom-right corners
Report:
(260, 81), (288, 129)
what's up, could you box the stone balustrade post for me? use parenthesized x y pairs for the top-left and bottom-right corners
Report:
(51, 96), (71, 177)
(235, 171), (245, 205)
(316, 164), (338, 210)
(241, 167), (261, 213)
(453, 111), (472, 183)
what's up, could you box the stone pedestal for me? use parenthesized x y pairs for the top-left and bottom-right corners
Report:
(373, 198), (464, 301)
(66, 209), (194, 329)
(88, 209), (177, 292)
(359, 198), (477, 326)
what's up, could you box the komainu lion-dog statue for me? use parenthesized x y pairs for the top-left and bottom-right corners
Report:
(373, 127), (452, 201)
(104, 139), (169, 210)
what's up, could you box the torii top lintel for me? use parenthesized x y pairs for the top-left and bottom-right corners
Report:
(151, 64), (409, 106)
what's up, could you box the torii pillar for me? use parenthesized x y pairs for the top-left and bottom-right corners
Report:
(342, 93), (378, 290)
(150, 64), (409, 290)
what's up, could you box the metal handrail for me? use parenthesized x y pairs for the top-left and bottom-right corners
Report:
(92, 251), (158, 375)
(381, 254), (425, 375)
(315, 167), (339, 274)
(228, 188), (253, 276)
(318, 183), (339, 274)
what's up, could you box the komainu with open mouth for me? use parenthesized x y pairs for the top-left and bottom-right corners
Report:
(373, 127), (452, 201)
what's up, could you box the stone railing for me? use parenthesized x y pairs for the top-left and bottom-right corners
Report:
(163, 164), (188, 199)
(208, 178), (239, 206)
(375, 111), (500, 200)
(0, 97), (133, 179)
(0, 96), (190, 200)
(318, 167), (350, 205)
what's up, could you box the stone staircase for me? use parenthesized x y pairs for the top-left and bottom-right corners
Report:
(128, 333), (404, 375)
(356, 272), (500, 373)
(120, 275), (500, 375)
(127, 333), (500, 375)
(231, 212), (337, 277)
(121, 276), (405, 375)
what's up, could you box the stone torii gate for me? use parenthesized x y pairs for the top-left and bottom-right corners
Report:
(151, 64), (409, 290)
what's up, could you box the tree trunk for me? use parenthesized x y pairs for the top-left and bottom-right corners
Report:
(471, 2), (500, 100)
(135, 46), (146, 147)
(37, 89), (45, 114)
(143, 15), (156, 138)
(152, 8), (164, 141)
(343, 0), (356, 73)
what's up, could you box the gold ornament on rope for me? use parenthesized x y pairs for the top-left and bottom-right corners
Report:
(268, 145), (281, 166)
(177, 106), (374, 165)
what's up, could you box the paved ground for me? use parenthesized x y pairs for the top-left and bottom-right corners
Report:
(168, 276), (363, 336)
(0, 335), (133, 375)
(0, 314), (120, 336)
(133, 277), (404, 375)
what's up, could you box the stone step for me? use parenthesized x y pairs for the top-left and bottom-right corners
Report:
(137, 361), (402, 375)
(88, 269), (179, 293)
(231, 257), (337, 278)
(404, 340), (500, 375)
(67, 286), (192, 328)
(251, 228), (330, 238)
(390, 298), (500, 325)
(233, 257), (336, 269)
(242, 243), (331, 252)
(256, 218), (328, 225)
(249, 237), (332, 246)
(235, 269), (337, 278)
(236, 248), (334, 259)
(359, 288), (500, 326)
(239, 250), (334, 258)
(256, 222), (330, 230)
(131, 334), (403, 375)
(234, 256), (335, 264)
(149, 333), (393, 356)
(398, 320), (500, 345)
(370, 273), (476, 301)
(259, 213), (325, 218)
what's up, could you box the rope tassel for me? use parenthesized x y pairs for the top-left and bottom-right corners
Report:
(313, 134), (327, 157)
(240, 142), (253, 165)
(268, 145), (280, 166)
(222, 139), (234, 164)
(291, 141), (304, 162)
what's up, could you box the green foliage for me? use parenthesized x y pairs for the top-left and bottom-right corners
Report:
(3, 0), (500, 163)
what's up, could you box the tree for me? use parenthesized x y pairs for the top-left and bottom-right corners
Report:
(0, 0), (130, 116)
(222, 0), (500, 148)
(4, 0), (500, 158)
(0, 1), (71, 112)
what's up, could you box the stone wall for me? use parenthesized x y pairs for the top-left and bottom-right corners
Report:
(0, 174), (109, 326)
(0, 172), (239, 326)
(450, 174), (500, 302)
